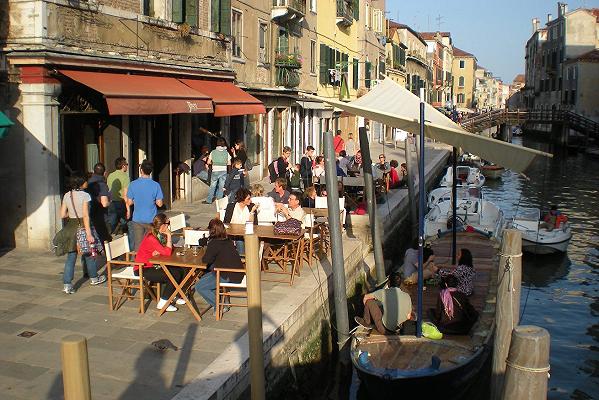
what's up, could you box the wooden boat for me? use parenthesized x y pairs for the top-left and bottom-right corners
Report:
(351, 232), (498, 399)
(480, 163), (505, 180)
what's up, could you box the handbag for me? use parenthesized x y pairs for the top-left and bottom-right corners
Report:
(273, 218), (302, 236)
(70, 191), (103, 256)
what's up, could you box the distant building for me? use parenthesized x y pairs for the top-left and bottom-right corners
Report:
(507, 74), (526, 110)
(452, 47), (477, 109)
(389, 21), (431, 98)
(563, 49), (599, 121)
(524, 2), (599, 119)
(421, 32), (454, 108)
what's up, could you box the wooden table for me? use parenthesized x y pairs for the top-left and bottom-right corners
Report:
(150, 249), (207, 321)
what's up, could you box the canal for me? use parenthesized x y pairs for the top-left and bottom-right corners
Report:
(481, 136), (599, 400)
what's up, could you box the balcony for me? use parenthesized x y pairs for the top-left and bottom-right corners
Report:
(336, 0), (353, 26)
(272, 0), (306, 23)
(274, 51), (301, 88)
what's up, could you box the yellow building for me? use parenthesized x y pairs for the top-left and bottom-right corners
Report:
(385, 23), (407, 87)
(453, 47), (477, 109)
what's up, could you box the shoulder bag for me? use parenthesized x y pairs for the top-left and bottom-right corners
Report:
(71, 191), (103, 256)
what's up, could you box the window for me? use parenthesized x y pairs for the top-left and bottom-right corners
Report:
(309, 0), (316, 13)
(258, 22), (269, 64)
(372, 9), (383, 33)
(365, 61), (372, 88)
(172, 0), (197, 26)
(211, 0), (231, 35)
(459, 60), (465, 69)
(310, 40), (316, 74)
(458, 76), (465, 87)
(457, 93), (465, 103)
(231, 9), (243, 58)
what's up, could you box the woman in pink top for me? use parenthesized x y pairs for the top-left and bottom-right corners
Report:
(135, 213), (185, 312)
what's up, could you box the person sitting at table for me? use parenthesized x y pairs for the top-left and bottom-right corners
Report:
(388, 160), (402, 190)
(347, 150), (363, 177)
(223, 188), (257, 254)
(268, 177), (290, 205)
(276, 191), (306, 225)
(134, 213), (185, 312)
(302, 186), (317, 208)
(250, 183), (264, 197)
(195, 218), (244, 316)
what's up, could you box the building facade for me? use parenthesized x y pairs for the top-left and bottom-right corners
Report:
(452, 47), (477, 109)
(389, 21), (430, 98)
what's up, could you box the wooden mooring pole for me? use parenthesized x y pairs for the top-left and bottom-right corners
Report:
(501, 325), (550, 400)
(245, 233), (265, 400)
(491, 229), (522, 400)
(404, 135), (418, 239)
(61, 335), (91, 400)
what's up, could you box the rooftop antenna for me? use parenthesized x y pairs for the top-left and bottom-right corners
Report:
(435, 14), (444, 31)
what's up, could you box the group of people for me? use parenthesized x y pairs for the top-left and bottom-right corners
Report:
(356, 244), (478, 336)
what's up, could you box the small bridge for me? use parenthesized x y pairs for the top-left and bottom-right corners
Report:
(461, 109), (599, 143)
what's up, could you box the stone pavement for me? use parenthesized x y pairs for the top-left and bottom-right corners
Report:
(0, 141), (449, 400)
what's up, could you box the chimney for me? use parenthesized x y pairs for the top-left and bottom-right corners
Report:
(558, 3), (568, 16)
(532, 18), (539, 33)
(547, 13), (552, 23)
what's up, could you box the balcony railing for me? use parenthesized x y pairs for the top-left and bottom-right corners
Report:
(272, 0), (306, 21)
(276, 66), (301, 88)
(274, 52), (302, 68)
(336, 0), (353, 26)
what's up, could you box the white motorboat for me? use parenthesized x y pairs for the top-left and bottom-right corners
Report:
(424, 196), (504, 239)
(427, 186), (482, 209)
(509, 208), (572, 254)
(439, 166), (486, 188)
(480, 163), (505, 180)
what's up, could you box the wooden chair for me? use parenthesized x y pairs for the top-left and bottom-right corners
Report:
(261, 236), (304, 285)
(104, 234), (159, 313)
(214, 242), (264, 320)
(302, 213), (323, 268)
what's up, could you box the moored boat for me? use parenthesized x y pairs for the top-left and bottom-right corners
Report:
(509, 207), (572, 254)
(439, 165), (486, 188)
(351, 232), (498, 399)
(480, 163), (505, 180)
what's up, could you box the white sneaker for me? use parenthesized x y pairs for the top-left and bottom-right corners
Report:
(175, 297), (186, 305)
(156, 298), (178, 312)
(63, 284), (75, 294)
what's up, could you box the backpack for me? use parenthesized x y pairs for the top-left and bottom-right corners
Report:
(268, 159), (280, 183)
(211, 149), (229, 167)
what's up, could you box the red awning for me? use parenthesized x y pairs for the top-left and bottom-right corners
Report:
(59, 70), (213, 115)
(180, 79), (266, 117)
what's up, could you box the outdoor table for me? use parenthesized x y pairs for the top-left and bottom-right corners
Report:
(150, 248), (207, 321)
(225, 223), (303, 241)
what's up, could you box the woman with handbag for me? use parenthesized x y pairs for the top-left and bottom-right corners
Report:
(58, 173), (107, 294)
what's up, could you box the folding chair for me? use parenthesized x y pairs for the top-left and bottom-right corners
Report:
(261, 236), (304, 285)
(169, 213), (187, 234)
(184, 229), (209, 247)
(214, 242), (264, 320)
(302, 213), (323, 268)
(104, 234), (159, 313)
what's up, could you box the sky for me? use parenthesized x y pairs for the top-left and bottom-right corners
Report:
(386, 0), (599, 83)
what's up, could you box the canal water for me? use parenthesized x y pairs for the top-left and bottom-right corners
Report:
(480, 136), (599, 400)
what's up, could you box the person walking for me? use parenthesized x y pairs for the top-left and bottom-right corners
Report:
(333, 130), (345, 155)
(106, 157), (130, 234)
(57, 173), (107, 294)
(126, 160), (164, 251)
(300, 146), (315, 189)
(345, 132), (356, 157)
(205, 138), (231, 204)
(87, 162), (111, 243)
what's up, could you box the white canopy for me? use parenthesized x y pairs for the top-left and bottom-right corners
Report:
(304, 78), (551, 173)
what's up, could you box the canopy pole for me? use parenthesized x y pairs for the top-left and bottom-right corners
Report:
(358, 126), (386, 285)
(416, 88), (426, 338)
(452, 147), (458, 264)
(405, 136), (418, 239)
(323, 130), (350, 349)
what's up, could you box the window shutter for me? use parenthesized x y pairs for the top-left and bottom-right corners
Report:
(365, 61), (371, 88)
(220, 0), (231, 35)
(211, 0), (220, 32)
(342, 53), (349, 73)
(353, 0), (359, 20)
(172, 0), (184, 23)
(320, 43), (328, 85)
(353, 58), (358, 89)
(185, 0), (197, 26)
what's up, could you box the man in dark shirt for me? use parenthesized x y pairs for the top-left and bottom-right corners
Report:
(267, 177), (290, 205)
(87, 162), (111, 242)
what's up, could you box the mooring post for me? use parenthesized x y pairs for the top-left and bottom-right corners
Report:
(358, 126), (386, 284)
(323, 131), (350, 349)
(61, 335), (91, 400)
(245, 233), (265, 400)
(491, 229), (522, 400)
(501, 325), (550, 400)
(404, 135), (418, 239)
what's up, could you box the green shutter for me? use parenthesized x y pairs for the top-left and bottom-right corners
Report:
(353, 0), (359, 20)
(220, 0), (231, 35)
(172, 0), (184, 23)
(320, 43), (328, 85)
(185, 0), (197, 26)
(353, 58), (358, 89)
(342, 53), (349, 73)
(365, 61), (371, 88)
(211, 0), (220, 31)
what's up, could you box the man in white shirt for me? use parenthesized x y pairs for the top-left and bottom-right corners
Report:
(277, 191), (305, 224)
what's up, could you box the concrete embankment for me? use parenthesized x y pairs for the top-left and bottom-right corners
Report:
(172, 143), (451, 400)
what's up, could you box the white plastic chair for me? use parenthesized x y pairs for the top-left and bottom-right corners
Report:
(169, 213), (186, 233)
(184, 230), (209, 247)
(215, 197), (229, 212)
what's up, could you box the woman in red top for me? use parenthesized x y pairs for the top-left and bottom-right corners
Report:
(388, 160), (401, 189)
(134, 213), (185, 312)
